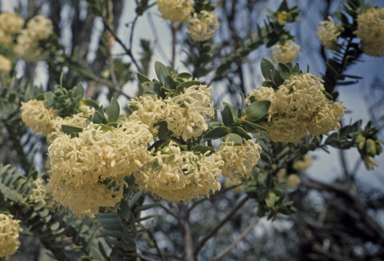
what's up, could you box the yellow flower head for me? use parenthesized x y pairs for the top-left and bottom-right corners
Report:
(277, 11), (288, 25)
(157, 0), (194, 23)
(0, 12), (24, 35)
(355, 8), (384, 57)
(286, 174), (301, 189)
(0, 55), (11, 74)
(136, 141), (223, 202)
(166, 85), (215, 141)
(317, 16), (342, 50)
(29, 176), (49, 207)
(293, 155), (313, 171)
(0, 30), (13, 46)
(21, 100), (58, 137)
(271, 40), (300, 63)
(0, 214), (22, 260)
(218, 139), (262, 181)
(187, 11), (220, 41)
(26, 15), (53, 40)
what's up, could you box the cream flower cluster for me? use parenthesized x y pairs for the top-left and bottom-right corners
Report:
(157, 0), (194, 23)
(48, 121), (153, 213)
(0, 214), (22, 260)
(187, 11), (220, 41)
(247, 73), (345, 144)
(286, 174), (301, 189)
(166, 85), (215, 141)
(317, 16), (342, 50)
(21, 100), (58, 137)
(271, 40), (300, 63)
(218, 139), (262, 181)
(29, 176), (49, 206)
(355, 8), (384, 57)
(14, 15), (53, 61)
(0, 55), (11, 74)
(293, 155), (313, 171)
(136, 141), (223, 202)
(0, 12), (24, 46)
(129, 85), (215, 141)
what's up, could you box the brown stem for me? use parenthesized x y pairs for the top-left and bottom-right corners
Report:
(143, 225), (166, 261)
(193, 196), (250, 258)
(212, 217), (260, 260)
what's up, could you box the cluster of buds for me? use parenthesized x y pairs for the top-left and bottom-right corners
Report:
(351, 121), (383, 170)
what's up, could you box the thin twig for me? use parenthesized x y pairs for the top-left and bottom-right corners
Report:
(171, 23), (177, 69)
(140, 224), (166, 261)
(212, 217), (260, 260)
(91, 74), (132, 100)
(102, 18), (143, 74)
(149, 195), (182, 223)
(193, 195), (250, 257)
(147, 12), (169, 62)
(107, 32), (119, 91)
(137, 253), (157, 261)
(137, 247), (183, 260)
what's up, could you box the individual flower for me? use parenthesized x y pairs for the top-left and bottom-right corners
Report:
(218, 139), (262, 181)
(293, 155), (313, 171)
(157, 0), (194, 23)
(187, 11), (220, 41)
(354, 8), (384, 57)
(0, 55), (11, 74)
(136, 141), (223, 202)
(166, 85), (215, 141)
(270, 40), (300, 63)
(0, 214), (22, 260)
(0, 12), (24, 35)
(26, 15), (53, 40)
(317, 16), (342, 50)
(29, 176), (49, 206)
(21, 99), (58, 136)
(286, 174), (301, 189)
(363, 155), (379, 170)
(0, 30), (13, 46)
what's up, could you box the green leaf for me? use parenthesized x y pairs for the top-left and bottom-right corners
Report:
(221, 106), (234, 127)
(261, 58), (275, 80)
(99, 124), (113, 132)
(165, 75), (176, 90)
(322, 90), (333, 101)
(203, 126), (230, 140)
(272, 68), (284, 86)
(133, 203), (161, 212)
(44, 92), (55, 107)
(137, 73), (151, 84)
(192, 145), (215, 154)
(108, 98), (120, 123)
(231, 126), (252, 140)
(34, 93), (45, 101)
(175, 80), (201, 95)
(277, 63), (291, 80)
(93, 111), (107, 124)
(244, 100), (271, 122)
(242, 120), (267, 131)
(292, 63), (300, 73)
(80, 98), (100, 110)
(90, 247), (106, 261)
(61, 125), (83, 138)
(223, 133), (243, 145)
(177, 72), (192, 80)
(117, 199), (131, 220)
(155, 61), (171, 85)
(155, 121), (170, 140)
(74, 83), (84, 98)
